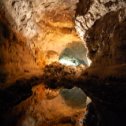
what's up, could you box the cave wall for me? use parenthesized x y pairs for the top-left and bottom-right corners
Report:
(0, 0), (126, 126)
(0, 0), (85, 85)
(0, 0), (81, 67)
(75, 1), (126, 126)
(75, 0), (126, 66)
(0, 1), (88, 125)
(38, 1), (126, 126)
(0, 13), (40, 87)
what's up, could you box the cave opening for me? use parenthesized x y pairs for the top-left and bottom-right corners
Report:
(59, 41), (91, 67)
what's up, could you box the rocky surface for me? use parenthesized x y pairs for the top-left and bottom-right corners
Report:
(0, 1), (88, 125)
(0, 0), (89, 84)
(0, 0), (82, 68)
(75, 0), (126, 70)
(43, 0), (126, 126)
(42, 63), (126, 126)
(0, 12), (42, 88)
(1, 0), (78, 38)
(0, 0), (126, 126)
(75, 0), (126, 41)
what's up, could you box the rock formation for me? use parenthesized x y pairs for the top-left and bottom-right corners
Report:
(43, 0), (126, 126)
(0, 0), (126, 126)
(0, 0), (81, 68)
(42, 0), (126, 126)
(0, 0), (87, 126)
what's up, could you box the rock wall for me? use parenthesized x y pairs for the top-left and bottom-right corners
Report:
(0, 0), (85, 85)
(40, 1), (126, 126)
(76, 0), (126, 126)
(75, 0), (126, 65)
(1, 0), (126, 126)
(1, 0), (78, 38)
(0, 12), (40, 87)
(0, 0), (81, 67)
(0, 1), (88, 126)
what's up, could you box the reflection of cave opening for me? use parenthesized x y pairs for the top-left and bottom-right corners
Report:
(59, 41), (91, 67)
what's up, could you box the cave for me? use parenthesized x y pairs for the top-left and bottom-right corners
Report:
(0, 0), (126, 126)
(59, 41), (90, 66)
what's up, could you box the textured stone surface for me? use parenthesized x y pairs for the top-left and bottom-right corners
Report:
(45, 0), (126, 126)
(0, 1), (87, 126)
(42, 0), (126, 126)
(0, 12), (41, 87)
(0, 0), (126, 126)
(2, 0), (78, 38)
(0, 0), (81, 65)
(75, 0), (126, 41)
(0, 0), (87, 84)
(86, 9), (126, 65)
